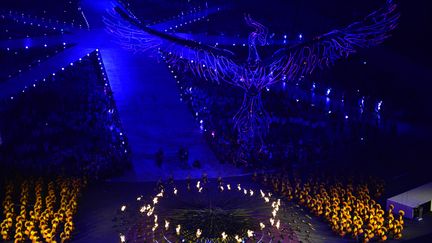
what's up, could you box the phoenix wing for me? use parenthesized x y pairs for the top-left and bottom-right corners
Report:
(268, 1), (399, 85)
(104, 5), (244, 87)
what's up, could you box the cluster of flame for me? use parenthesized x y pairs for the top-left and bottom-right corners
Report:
(119, 182), (283, 242)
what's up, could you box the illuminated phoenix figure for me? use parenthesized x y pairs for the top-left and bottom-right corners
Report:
(105, 1), (398, 155)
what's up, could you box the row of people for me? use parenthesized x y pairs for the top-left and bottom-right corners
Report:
(1, 177), (84, 242)
(257, 173), (404, 242)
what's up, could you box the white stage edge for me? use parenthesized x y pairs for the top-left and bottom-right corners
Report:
(387, 182), (432, 219)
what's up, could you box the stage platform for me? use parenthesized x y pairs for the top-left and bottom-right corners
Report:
(387, 182), (432, 219)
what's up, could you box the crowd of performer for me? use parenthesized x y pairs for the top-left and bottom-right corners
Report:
(170, 63), (394, 168)
(257, 172), (405, 242)
(0, 51), (131, 180)
(1, 177), (84, 243)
